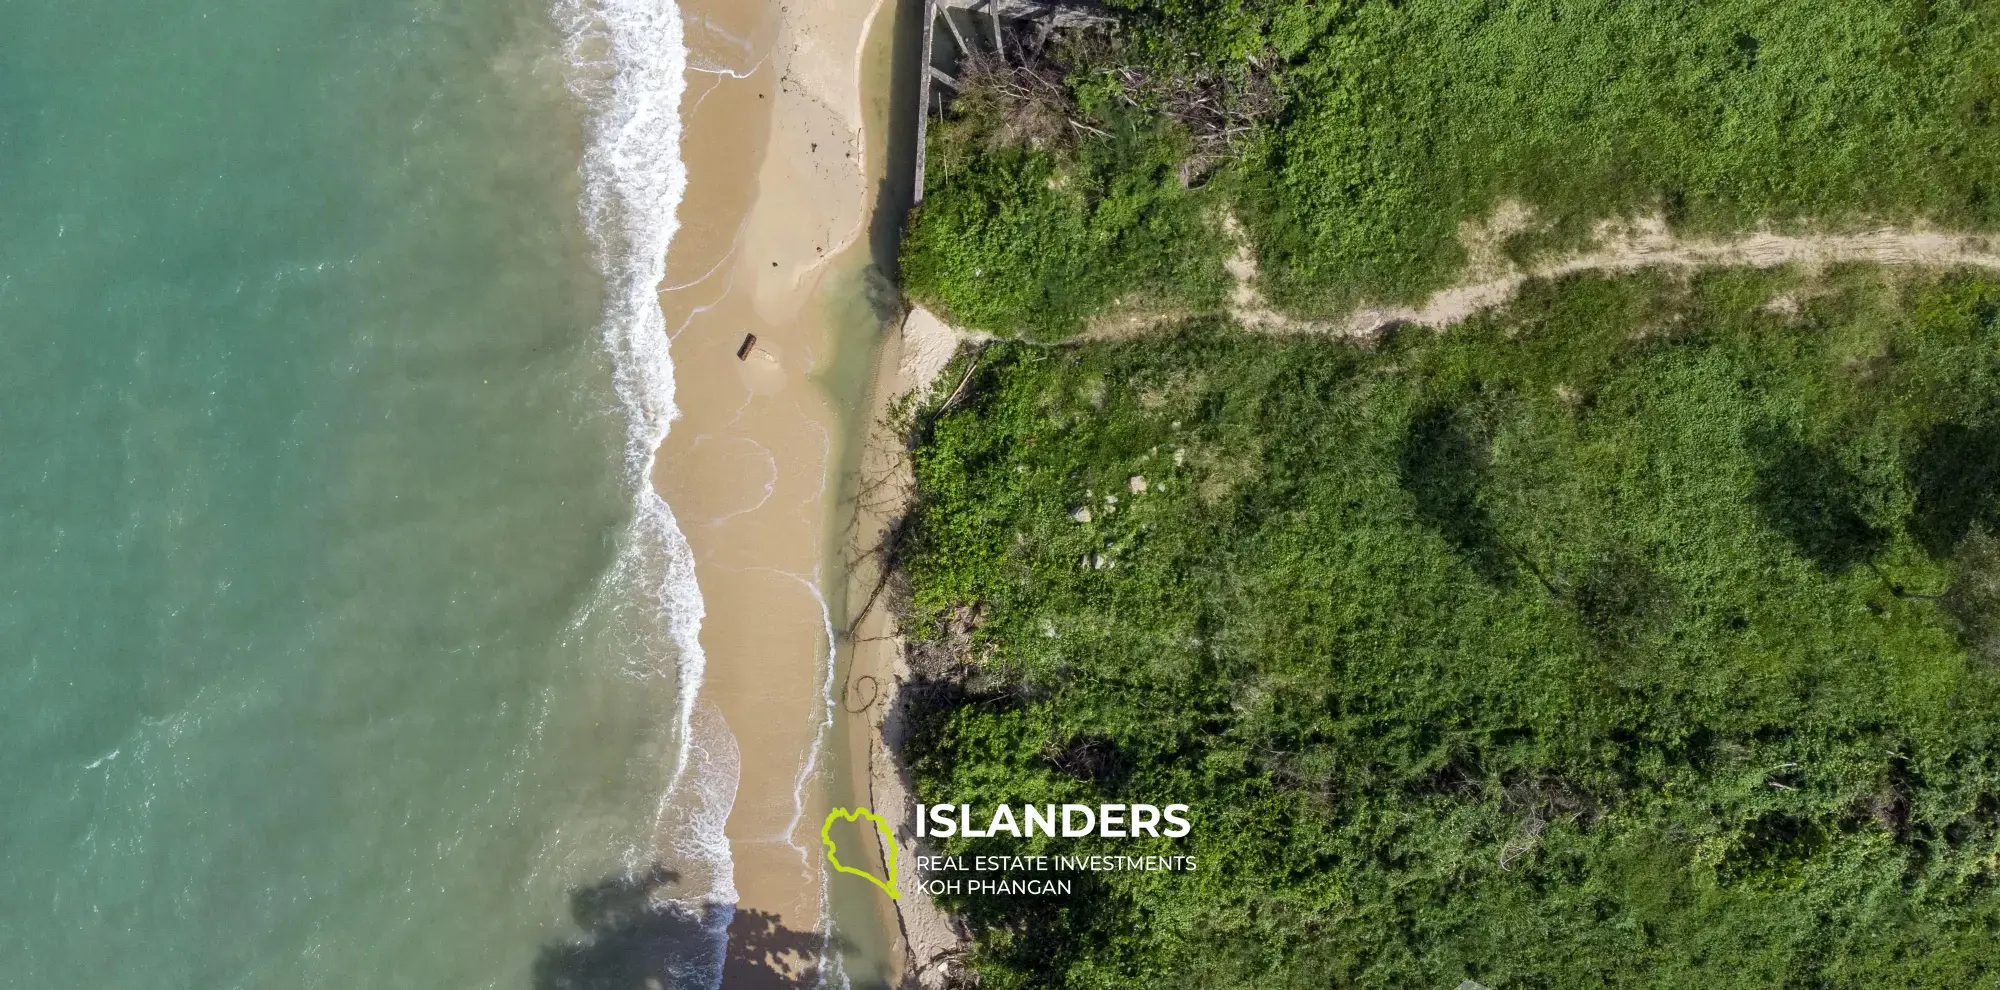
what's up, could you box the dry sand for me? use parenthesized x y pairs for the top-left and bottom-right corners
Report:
(660, 0), (889, 982)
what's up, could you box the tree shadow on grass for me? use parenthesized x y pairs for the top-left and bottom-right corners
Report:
(1399, 404), (1513, 584)
(1909, 421), (2000, 557)
(532, 865), (832, 990)
(1749, 427), (1887, 571)
(1567, 548), (1673, 653)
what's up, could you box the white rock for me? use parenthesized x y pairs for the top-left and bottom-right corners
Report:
(1069, 506), (1093, 523)
(1129, 475), (1148, 493)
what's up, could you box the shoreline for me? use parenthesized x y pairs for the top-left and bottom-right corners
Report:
(658, 0), (962, 981)
(657, 0), (898, 982)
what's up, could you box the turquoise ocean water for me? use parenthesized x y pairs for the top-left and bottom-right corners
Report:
(0, 0), (734, 985)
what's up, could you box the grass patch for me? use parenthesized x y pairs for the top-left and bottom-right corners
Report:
(902, 98), (1229, 340)
(904, 0), (2000, 333)
(897, 268), (2000, 988)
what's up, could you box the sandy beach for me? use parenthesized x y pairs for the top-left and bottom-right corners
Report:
(660, 0), (896, 982)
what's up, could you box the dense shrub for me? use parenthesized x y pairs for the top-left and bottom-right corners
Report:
(901, 99), (1226, 340)
(899, 270), (2000, 988)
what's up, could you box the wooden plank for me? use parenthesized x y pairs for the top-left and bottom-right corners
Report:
(987, 0), (1005, 62)
(939, 6), (971, 58)
(928, 65), (958, 89)
(914, 0), (937, 204)
(938, 0), (1115, 27)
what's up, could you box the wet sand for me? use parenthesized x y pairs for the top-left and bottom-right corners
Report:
(838, 305), (976, 988)
(661, 0), (893, 982)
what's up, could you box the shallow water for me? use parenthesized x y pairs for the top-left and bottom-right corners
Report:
(0, 0), (716, 985)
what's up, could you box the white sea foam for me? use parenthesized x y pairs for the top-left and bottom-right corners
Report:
(651, 701), (741, 985)
(796, 564), (842, 990)
(554, 0), (739, 977)
(555, 0), (700, 802)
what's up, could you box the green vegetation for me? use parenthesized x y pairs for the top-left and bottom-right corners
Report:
(896, 269), (2000, 988)
(894, 2), (2000, 981)
(903, 0), (2000, 335)
(902, 94), (1228, 340)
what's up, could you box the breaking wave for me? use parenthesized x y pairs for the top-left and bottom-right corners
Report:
(554, 0), (740, 985)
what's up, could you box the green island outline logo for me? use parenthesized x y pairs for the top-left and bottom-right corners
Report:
(822, 807), (900, 899)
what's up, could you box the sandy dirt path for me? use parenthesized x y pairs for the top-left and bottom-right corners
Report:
(1222, 214), (2000, 337)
